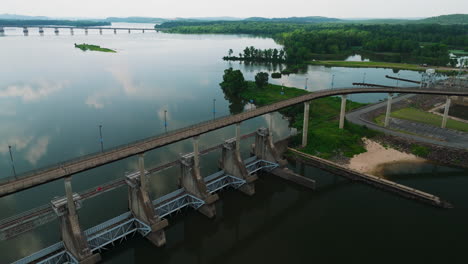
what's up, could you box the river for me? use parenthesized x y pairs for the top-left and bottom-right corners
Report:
(0, 23), (466, 263)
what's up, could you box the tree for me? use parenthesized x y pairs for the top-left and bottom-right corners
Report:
(255, 72), (269, 88)
(220, 68), (247, 96)
(228, 49), (233, 57)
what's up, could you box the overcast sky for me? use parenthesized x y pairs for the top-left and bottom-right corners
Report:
(2, 0), (467, 19)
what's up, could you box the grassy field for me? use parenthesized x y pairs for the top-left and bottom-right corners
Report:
(240, 82), (379, 158)
(307, 60), (458, 74)
(375, 107), (468, 132)
(74, 43), (116, 53)
(450, 50), (468, 56)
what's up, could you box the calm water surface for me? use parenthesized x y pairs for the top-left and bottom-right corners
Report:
(0, 23), (465, 263)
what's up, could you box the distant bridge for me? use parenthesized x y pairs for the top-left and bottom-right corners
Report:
(0, 26), (168, 35)
(1, 85), (467, 198)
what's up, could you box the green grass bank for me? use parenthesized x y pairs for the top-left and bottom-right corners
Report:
(240, 82), (379, 159)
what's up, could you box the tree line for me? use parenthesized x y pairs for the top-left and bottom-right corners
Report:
(223, 46), (286, 62)
(158, 21), (468, 66)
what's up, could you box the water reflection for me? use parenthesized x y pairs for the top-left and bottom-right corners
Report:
(0, 80), (67, 102)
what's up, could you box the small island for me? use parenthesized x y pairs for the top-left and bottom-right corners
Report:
(74, 43), (116, 53)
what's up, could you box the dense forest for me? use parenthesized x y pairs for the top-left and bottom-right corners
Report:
(0, 19), (110, 27)
(157, 21), (468, 66)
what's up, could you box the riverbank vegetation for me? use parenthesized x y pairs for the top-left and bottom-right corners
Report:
(158, 21), (467, 67)
(74, 44), (116, 53)
(220, 68), (379, 158)
(307, 61), (461, 74)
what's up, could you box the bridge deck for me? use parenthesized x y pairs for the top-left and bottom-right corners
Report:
(0, 156), (265, 241)
(11, 158), (277, 264)
(1, 86), (467, 197)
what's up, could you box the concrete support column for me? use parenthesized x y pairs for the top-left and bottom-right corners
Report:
(128, 29), (131, 34)
(23, 27), (28, 36)
(142, 29), (145, 33)
(57, 177), (101, 264)
(99, 29), (102, 35)
(220, 138), (257, 196)
(70, 28), (74, 35)
(235, 123), (241, 155)
(126, 154), (168, 247)
(193, 136), (200, 175)
(64, 177), (76, 216)
(54, 28), (59, 35)
(114, 29), (117, 34)
(302, 102), (310, 148)
(384, 93), (393, 128)
(179, 136), (219, 218)
(39, 27), (44, 34)
(84, 28), (88, 35)
(339, 95), (347, 129)
(253, 128), (287, 167)
(442, 96), (452, 128)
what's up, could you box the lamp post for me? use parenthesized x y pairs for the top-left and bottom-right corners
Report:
(213, 99), (216, 120)
(164, 110), (168, 133)
(8, 145), (16, 178)
(363, 72), (366, 84)
(99, 125), (104, 152)
(396, 73), (400, 88)
(331, 74), (335, 89)
(305, 78), (308, 90)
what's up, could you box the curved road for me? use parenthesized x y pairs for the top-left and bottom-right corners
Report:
(1, 86), (468, 197)
(346, 94), (468, 149)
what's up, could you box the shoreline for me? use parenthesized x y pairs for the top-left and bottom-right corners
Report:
(346, 138), (427, 177)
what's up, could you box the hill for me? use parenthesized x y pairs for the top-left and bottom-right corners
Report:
(245, 16), (342, 23)
(418, 14), (468, 24)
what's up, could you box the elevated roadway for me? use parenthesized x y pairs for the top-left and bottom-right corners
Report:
(1, 86), (467, 197)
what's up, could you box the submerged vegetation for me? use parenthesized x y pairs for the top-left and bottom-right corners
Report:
(74, 43), (116, 53)
(220, 68), (379, 158)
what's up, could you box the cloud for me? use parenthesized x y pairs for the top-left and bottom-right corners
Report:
(85, 93), (106, 109)
(25, 136), (50, 165)
(0, 80), (67, 102)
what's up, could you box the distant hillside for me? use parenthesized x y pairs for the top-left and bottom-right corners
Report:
(0, 14), (49, 20)
(105, 17), (168, 23)
(418, 14), (468, 24)
(0, 19), (110, 27)
(245, 16), (342, 23)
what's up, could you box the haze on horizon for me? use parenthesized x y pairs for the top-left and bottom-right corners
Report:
(2, 0), (467, 19)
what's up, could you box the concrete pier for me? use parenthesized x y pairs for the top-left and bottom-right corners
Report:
(126, 154), (168, 247)
(441, 96), (451, 128)
(339, 95), (347, 129)
(179, 137), (219, 218)
(55, 177), (101, 264)
(253, 128), (287, 166)
(302, 102), (310, 148)
(219, 124), (257, 195)
(384, 93), (394, 127)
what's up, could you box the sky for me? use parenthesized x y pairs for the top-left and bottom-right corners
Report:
(1, 0), (467, 19)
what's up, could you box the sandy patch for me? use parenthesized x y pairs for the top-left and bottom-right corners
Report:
(347, 138), (426, 175)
